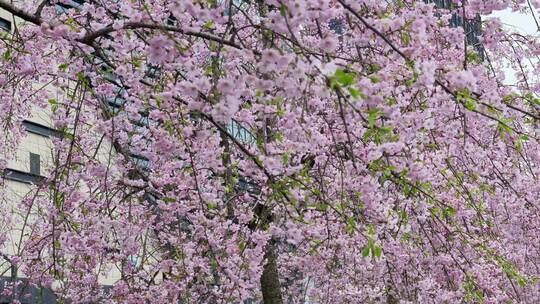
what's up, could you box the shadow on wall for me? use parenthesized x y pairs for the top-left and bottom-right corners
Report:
(0, 277), (56, 304)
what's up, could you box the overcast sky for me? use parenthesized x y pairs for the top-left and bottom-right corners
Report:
(491, 8), (538, 35)
(487, 8), (539, 85)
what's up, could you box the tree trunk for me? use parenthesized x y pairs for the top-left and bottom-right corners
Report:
(255, 1), (283, 302)
(260, 238), (283, 304)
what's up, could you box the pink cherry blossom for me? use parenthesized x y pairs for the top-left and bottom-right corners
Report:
(0, 0), (539, 303)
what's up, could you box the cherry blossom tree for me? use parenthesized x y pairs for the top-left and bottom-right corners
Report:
(2, 0), (540, 303)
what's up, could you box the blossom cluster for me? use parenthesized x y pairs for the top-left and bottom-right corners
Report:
(0, 0), (539, 303)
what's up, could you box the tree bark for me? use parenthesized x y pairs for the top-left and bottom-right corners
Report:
(255, 1), (284, 302)
(260, 238), (283, 304)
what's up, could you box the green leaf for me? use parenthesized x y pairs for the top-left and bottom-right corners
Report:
(405, 72), (418, 87)
(330, 78), (340, 90)
(403, 183), (411, 196)
(443, 206), (456, 219)
(362, 245), (370, 257)
(401, 32), (411, 45)
(334, 69), (355, 87)
(368, 225), (376, 236)
(202, 20), (214, 30)
(211, 259), (218, 271)
(466, 51), (482, 64)
(282, 152), (290, 165)
(209, 40), (217, 52)
(515, 139), (523, 152)
(503, 93), (516, 104)
(348, 87), (362, 99)
(373, 245), (382, 258)
(162, 197), (176, 203)
(316, 203), (328, 211)
(497, 118), (514, 139)
(464, 99), (476, 111)
(58, 63), (69, 71)
(370, 76), (380, 84)
(457, 89), (477, 111)
(279, 4), (288, 17)
(345, 218), (356, 235)
(367, 108), (382, 128)
(3, 50), (10, 61)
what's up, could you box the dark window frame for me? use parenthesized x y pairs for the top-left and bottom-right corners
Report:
(3, 168), (44, 185)
(0, 17), (11, 32)
(54, 0), (84, 14)
(29, 153), (41, 176)
(22, 120), (62, 138)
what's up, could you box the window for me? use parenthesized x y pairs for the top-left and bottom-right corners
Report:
(4, 169), (44, 184)
(237, 176), (260, 195)
(107, 95), (125, 109)
(144, 65), (161, 79)
(0, 17), (11, 32)
(134, 157), (150, 170)
(329, 19), (344, 35)
(129, 153), (150, 170)
(127, 255), (138, 267)
(427, 0), (484, 60)
(166, 15), (177, 26)
(129, 114), (150, 127)
(29, 153), (40, 176)
(22, 120), (62, 138)
(228, 120), (256, 145)
(426, 0), (453, 8)
(2, 153), (43, 184)
(55, 0), (84, 14)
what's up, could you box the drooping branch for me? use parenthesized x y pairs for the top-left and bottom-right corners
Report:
(78, 21), (244, 50)
(0, 0), (244, 52)
(337, 0), (540, 126)
(34, 0), (50, 18)
(0, 0), (42, 25)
